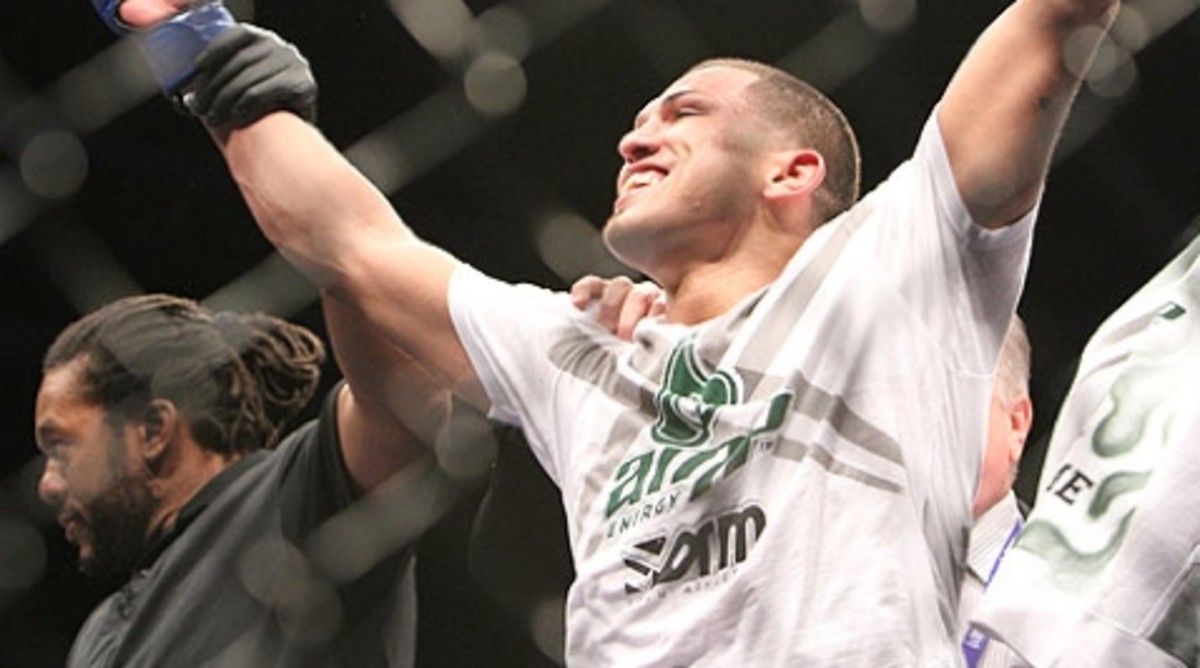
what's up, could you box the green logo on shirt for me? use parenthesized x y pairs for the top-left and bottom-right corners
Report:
(652, 340), (740, 446)
(605, 339), (791, 521)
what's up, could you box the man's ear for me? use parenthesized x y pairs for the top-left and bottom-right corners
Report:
(138, 399), (179, 463)
(1007, 394), (1033, 461)
(764, 149), (825, 201)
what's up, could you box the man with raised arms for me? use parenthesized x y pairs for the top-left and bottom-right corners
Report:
(94, 0), (1118, 663)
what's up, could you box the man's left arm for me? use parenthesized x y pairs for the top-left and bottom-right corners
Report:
(939, 0), (1119, 230)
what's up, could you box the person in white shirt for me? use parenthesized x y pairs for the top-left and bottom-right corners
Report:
(97, 0), (1121, 663)
(977, 231), (1200, 667)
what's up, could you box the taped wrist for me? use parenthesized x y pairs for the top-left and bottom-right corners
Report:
(137, 2), (235, 93)
(91, 0), (133, 35)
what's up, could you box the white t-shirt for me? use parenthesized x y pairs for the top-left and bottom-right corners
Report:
(975, 233), (1200, 668)
(450, 114), (1033, 667)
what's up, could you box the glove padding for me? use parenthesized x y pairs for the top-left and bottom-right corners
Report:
(187, 24), (317, 130)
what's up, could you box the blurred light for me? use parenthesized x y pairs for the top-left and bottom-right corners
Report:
(1063, 26), (1139, 100)
(347, 136), (415, 198)
(1112, 4), (1152, 52)
(858, 0), (917, 35)
(1051, 92), (1120, 164)
(619, 3), (709, 80)
(307, 505), (384, 583)
(1067, 25), (1121, 81)
(776, 12), (887, 94)
(32, 219), (143, 315)
(0, 170), (38, 246)
(534, 210), (630, 283)
(0, 517), (46, 593)
(19, 130), (88, 199)
(5, 458), (59, 525)
(52, 39), (156, 134)
(308, 459), (462, 582)
(504, 0), (614, 49)
(203, 252), (319, 320)
(476, 6), (535, 60)
(464, 52), (527, 117)
(529, 594), (567, 663)
(1131, 0), (1200, 41)
(1086, 37), (1138, 98)
(238, 536), (343, 643)
(227, 0), (255, 21)
(330, 0), (616, 201)
(388, 0), (475, 59)
(346, 86), (487, 195)
(437, 404), (498, 482)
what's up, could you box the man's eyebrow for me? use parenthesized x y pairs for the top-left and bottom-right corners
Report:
(660, 89), (694, 106)
(634, 88), (696, 127)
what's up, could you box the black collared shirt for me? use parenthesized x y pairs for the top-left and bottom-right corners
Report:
(67, 386), (420, 668)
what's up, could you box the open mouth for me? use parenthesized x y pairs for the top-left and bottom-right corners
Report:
(624, 170), (664, 193)
(616, 168), (667, 212)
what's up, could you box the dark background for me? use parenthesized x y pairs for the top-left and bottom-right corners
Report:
(1, 0), (1198, 665)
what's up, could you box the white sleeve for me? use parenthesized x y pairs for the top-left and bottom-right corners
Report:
(446, 264), (576, 480)
(873, 111), (1037, 374)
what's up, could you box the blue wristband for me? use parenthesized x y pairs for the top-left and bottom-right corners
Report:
(90, 0), (132, 35)
(137, 2), (235, 93)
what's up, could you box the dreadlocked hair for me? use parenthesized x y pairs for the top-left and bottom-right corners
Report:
(212, 310), (326, 448)
(44, 294), (325, 455)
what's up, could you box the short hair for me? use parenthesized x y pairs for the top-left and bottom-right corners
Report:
(995, 314), (1032, 404)
(688, 58), (862, 225)
(43, 294), (326, 454)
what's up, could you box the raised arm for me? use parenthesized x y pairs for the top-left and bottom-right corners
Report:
(939, 0), (1119, 229)
(93, 4), (489, 411)
(189, 25), (491, 410)
(215, 112), (486, 410)
(86, 5), (488, 489)
(322, 296), (449, 490)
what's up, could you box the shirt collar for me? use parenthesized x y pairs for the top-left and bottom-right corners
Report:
(967, 491), (1023, 580)
(134, 450), (269, 572)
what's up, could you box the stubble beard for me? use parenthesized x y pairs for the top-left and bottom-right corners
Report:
(603, 209), (662, 277)
(78, 472), (156, 578)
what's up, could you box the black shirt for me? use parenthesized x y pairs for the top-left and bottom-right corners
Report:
(67, 386), (419, 668)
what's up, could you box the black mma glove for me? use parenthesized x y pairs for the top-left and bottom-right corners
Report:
(186, 24), (318, 130)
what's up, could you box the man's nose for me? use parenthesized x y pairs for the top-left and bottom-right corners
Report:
(618, 123), (661, 164)
(38, 458), (66, 507)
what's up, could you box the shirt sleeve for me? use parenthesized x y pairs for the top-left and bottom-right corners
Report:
(277, 383), (359, 542)
(447, 264), (599, 482)
(867, 110), (1036, 375)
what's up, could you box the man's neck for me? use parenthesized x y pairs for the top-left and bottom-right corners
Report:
(662, 242), (800, 325)
(149, 448), (241, 535)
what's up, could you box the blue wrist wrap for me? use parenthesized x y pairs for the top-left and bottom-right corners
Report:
(91, 0), (132, 35)
(137, 2), (235, 93)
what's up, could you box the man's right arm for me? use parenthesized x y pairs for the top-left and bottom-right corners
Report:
(98, 4), (491, 410)
(192, 27), (490, 410)
(217, 113), (486, 410)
